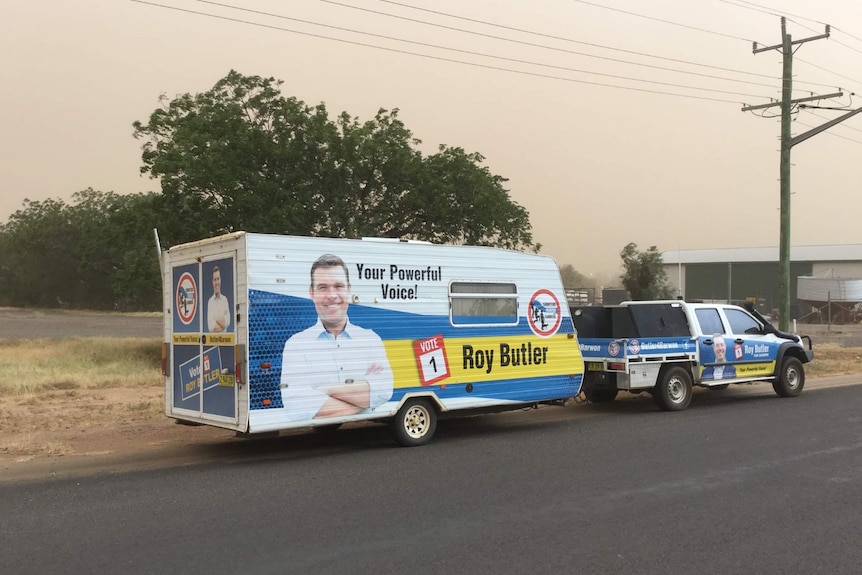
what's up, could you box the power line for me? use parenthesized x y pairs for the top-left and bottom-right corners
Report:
(377, 0), (803, 85)
(800, 107), (862, 134)
(826, 35), (862, 56)
(570, 0), (758, 43)
(794, 119), (862, 144)
(128, 0), (753, 104)
(795, 57), (862, 90)
(353, 1), (858, 96)
(716, 0), (779, 18)
(720, 0), (825, 27)
(723, 0), (862, 45)
(833, 27), (862, 46)
(718, 1), (862, 58)
(185, 0), (772, 99)
(579, 0), (861, 91)
(783, 18), (862, 56)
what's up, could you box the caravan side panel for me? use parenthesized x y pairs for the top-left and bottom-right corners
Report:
(241, 234), (584, 433)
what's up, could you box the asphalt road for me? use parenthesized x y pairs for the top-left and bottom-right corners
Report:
(2, 382), (861, 575)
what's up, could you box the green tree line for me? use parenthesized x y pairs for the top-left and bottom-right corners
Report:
(0, 70), (539, 311)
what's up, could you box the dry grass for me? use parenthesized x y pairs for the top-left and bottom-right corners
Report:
(0, 337), (162, 396)
(0, 306), (161, 318)
(806, 343), (862, 376)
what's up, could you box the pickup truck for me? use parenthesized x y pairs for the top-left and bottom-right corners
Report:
(572, 300), (814, 411)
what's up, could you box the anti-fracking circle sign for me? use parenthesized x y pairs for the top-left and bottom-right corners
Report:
(527, 289), (562, 337)
(176, 271), (198, 325)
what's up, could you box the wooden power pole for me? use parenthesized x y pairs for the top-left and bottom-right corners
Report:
(743, 17), (862, 331)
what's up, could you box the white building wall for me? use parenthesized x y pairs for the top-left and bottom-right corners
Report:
(665, 264), (685, 298)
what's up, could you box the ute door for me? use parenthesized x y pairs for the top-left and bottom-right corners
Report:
(693, 307), (736, 383)
(720, 306), (780, 380)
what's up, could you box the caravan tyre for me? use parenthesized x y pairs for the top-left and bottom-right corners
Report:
(773, 357), (804, 397)
(653, 366), (693, 411)
(392, 398), (437, 447)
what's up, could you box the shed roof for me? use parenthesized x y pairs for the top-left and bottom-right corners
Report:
(662, 244), (862, 264)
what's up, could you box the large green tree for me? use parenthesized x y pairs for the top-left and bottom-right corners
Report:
(0, 189), (162, 310)
(133, 70), (537, 251)
(619, 242), (674, 301)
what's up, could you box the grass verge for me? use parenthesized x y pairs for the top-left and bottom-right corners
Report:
(0, 337), (162, 396)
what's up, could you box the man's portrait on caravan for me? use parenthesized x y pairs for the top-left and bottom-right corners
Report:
(207, 265), (231, 333)
(279, 253), (394, 421)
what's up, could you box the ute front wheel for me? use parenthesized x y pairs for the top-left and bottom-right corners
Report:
(653, 366), (693, 411)
(773, 357), (805, 397)
(392, 398), (437, 447)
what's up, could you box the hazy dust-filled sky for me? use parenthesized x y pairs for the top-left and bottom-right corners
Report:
(3, 0), (861, 281)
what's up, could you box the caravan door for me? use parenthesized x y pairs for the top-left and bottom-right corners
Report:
(169, 254), (238, 423)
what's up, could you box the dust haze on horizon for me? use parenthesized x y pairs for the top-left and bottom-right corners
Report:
(2, 0), (861, 282)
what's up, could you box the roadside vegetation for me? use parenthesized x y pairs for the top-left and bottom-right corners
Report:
(0, 337), (163, 458)
(0, 337), (161, 396)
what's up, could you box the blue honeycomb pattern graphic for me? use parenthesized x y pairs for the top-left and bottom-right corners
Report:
(248, 289), (317, 410)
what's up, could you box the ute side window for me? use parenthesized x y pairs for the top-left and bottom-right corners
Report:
(695, 308), (726, 335)
(725, 308), (762, 335)
(450, 282), (518, 326)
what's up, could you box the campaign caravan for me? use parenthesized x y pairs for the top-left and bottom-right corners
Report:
(160, 232), (585, 446)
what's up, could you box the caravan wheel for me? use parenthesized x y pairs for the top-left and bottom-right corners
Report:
(392, 398), (437, 447)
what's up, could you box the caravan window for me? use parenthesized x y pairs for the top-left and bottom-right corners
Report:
(450, 282), (518, 326)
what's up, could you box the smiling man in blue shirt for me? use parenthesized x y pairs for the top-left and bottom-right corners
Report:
(279, 254), (394, 421)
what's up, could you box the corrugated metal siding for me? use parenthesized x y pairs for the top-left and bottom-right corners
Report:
(681, 261), (812, 313)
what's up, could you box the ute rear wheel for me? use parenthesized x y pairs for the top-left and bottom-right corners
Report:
(653, 366), (693, 411)
(582, 372), (619, 403)
(585, 388), (619, 403)
(392, 398), (437, 447)
(773, 357), (805, 397)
